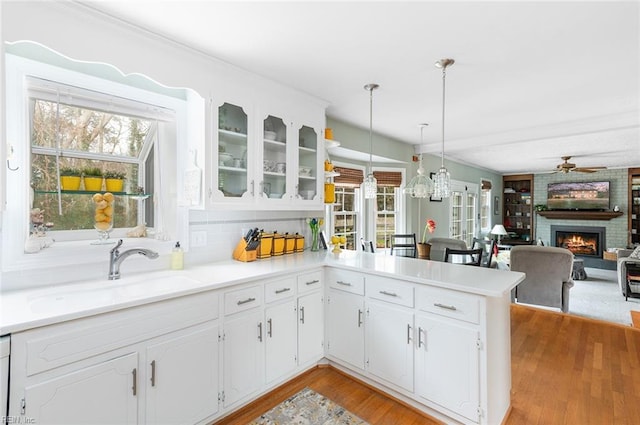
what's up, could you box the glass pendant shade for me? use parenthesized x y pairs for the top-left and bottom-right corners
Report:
(362, 173), (377, 199)
(432, 166), (451, 198)
(404, 153), (433, 198)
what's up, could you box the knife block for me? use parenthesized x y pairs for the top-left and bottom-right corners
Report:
(232, 238), (257, 262)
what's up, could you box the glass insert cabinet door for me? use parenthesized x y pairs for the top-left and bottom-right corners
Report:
(297, 125), (318, 201)
(217, 102), (249, 198)
(262, 115), (287, 199)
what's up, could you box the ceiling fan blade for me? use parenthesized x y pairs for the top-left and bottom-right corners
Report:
(572, 167), (601, 173)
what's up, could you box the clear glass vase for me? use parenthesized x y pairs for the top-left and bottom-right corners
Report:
(310, 228), (319, 251)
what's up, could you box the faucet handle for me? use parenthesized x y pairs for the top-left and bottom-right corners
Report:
(111, 239), (124, 254)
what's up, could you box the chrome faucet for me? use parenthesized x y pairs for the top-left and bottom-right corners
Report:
(108, 239), (159, 280)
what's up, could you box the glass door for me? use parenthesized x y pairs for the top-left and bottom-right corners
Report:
(262, 115), (287, 199)
(217, 102), (248, 198)
(297, 125), (318, 201)
(450, 181), (478, 247)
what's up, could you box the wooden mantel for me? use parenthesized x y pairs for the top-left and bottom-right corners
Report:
(537, 211), (623, 220)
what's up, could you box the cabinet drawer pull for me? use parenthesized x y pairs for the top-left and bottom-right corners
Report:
(300, 306), (305, 324)
(237, 297), (256, 305)
(434, 302), (457, 311)
(150, 360), (156, 387)
(275, 287), (291, 294)
(379, 290), (398, 297)
(358, 309), (363, 327)
(258, 322), (263, 342)
(306, 279), (320, 285)
(267, 318), (273, 337)
(132, 368), (137, 396)
(418, 327), (425, 348)
(337, 280), (352, 286)
(407, 324), (412, 345)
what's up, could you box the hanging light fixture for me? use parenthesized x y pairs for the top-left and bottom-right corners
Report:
(432, 58), (454, 199)
(362, 83), (379, 199)
(404, 124), (434, 198)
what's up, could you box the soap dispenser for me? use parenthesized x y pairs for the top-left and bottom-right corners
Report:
(171, 241), (184, 270)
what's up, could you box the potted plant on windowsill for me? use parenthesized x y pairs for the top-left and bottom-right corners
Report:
(103, 170), (126, 193)
(82, 167), (104, 192)
(59, 167), (82, 191)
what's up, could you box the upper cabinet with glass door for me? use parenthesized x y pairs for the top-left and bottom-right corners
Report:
(261, 115), (288, 201)
(215, 102), (250, 200)
(297, 125), (320, 203)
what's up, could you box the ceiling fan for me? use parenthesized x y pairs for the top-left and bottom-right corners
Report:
(555, 156), (607, 174)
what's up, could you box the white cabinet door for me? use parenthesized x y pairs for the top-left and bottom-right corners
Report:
(265, 300), (297, 383)
(415, 313), (480, 422)
(24, 353), (138, 424)
(146, 322), (220, 425)
(366, 300), (414, 392)
(298, 290), (324, 365)
(223, 309), (264, 407)
(326, 289), (365, 370)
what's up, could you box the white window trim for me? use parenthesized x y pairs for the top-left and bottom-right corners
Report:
(449, 180), (479, 242)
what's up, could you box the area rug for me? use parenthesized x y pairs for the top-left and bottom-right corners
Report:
(248, 387), (369, 425)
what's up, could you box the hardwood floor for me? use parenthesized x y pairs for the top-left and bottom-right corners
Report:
(213, 305), (640, 425)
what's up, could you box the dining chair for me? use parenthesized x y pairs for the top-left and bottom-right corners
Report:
(472, 238), (497, 268)
(390, 234), (417, 258)
(361, 238), (375, 253)
(444, 247), (483, 266)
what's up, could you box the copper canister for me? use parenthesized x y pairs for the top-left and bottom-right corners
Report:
(294, 233), (305, 252)
(284, 233), (296, 254)
(272, 232), (285, 256)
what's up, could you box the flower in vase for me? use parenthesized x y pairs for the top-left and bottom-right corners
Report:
(421, 219), (436, 244)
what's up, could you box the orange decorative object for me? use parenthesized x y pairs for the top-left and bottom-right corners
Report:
(325, 128), (333, 140)
(324, 182), (335, 204)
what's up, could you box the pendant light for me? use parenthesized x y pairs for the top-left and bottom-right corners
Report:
(403, 124), (434, 198)
(432, 58), (454, 199)
(362, 83), (379, 199)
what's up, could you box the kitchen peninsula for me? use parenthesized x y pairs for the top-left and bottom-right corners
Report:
(1, 252), (524, 425)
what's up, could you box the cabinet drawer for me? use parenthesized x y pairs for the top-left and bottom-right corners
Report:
(416, 286), (480, 324)
(366, 275), (414, 308)
(224, 285), (263, 315)
(265, 277), (296, 303)
(297, 270), (323, 294)
(326, 268), (364, 295)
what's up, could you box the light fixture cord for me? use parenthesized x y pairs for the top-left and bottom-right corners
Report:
(440, 65), (446, 168)
(369, 87), (373, 175)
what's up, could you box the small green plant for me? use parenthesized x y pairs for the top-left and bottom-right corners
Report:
(82, 167), (103, 177)
(534, 204), (548, 211)
(104, 170), (126, 180)
(59, 167), (81, 176)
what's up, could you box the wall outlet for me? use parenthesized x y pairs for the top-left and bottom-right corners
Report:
(190, 231), (207, 247)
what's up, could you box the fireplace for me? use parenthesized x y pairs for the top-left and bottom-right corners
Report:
(551, 225), (605, 258)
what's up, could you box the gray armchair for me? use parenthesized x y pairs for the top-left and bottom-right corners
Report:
(510, 245), (574, 313)
(617, 248), (640, 298)
(427, 237), (467, 262)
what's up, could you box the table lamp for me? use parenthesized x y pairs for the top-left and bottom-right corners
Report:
(491, 224), (508, 244)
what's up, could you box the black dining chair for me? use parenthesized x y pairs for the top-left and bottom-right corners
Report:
(390, 234), (417, 258)
(472, 238), (497, 268)
(361, 238), (375, 253)
(444, 247), (484, 266)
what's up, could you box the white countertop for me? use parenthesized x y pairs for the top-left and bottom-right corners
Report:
(0, 251), (524, 335)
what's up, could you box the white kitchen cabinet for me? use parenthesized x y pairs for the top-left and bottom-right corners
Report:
(415, 313), (480, 423)
(145, 322), (220, 425)
(222, 308), (264, 408)
(264, 299), (297, 383)
(297, 270), (324, 365)
(326, 288), (365, 370)
(23, 352), (139, 424)
(365, 299), (414, 392)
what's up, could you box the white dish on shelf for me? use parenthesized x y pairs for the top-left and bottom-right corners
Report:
(300, 190), (315, 200)
(264, 131), (277, 141)
(219, 152), (233, 166)
(269, 193), (282, 199)
(299, 167), (312, 176)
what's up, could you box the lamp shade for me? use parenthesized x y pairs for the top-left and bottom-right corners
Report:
(491, 224), (508, 236)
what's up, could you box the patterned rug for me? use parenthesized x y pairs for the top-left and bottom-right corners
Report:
(248, 387), (369, 425)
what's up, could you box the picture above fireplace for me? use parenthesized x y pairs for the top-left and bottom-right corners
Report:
(547, 181), (610, 211)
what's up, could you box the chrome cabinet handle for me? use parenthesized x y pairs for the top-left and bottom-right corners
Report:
(258, 322), (263, 342)
(251, 180), (255, 196)
(267, 318), (273, 337)
(275, 287), (291, 294)
(380, 290), (398, 297)
(418, 327), (425, 348)
(150, 360), (156, 387)
(237, 297), (256, 305)
(306, 279), (320, 285)
(337, 280), (352, 286)
(300, 306), (305, 324)
(358, 309), (363, 327)
(434, 302), (457, 311)
(132, 368), (137, 396)
(407, 324), (412, 345)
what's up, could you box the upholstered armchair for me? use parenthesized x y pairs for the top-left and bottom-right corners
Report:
(617, 248), (640, 298)
(509, 245), (574, 313)
(427, 238), (467, 262)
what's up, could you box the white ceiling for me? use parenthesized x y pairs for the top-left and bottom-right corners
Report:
(81, 1), (640, 175)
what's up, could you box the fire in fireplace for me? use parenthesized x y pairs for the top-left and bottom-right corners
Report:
(551, 225), (606, 258)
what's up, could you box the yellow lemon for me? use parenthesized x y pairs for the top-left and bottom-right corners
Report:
(92, 193), (103, 203)
(94, 213), (107, 222)
(331, 235), (339, 244)
(103, 192), (114, 203)
(95, 200), (108, 209)
(103, 205), (113, 216)
(339, 236), (346, 244)
(95, 221), (111, 231)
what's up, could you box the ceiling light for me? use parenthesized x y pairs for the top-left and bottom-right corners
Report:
(404, 124), (433, 198)
(362, 83), (379, 199)
(432, 58), (454, 199)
